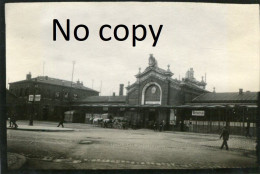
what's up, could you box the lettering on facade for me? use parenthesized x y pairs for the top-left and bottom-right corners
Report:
(192, 110), (205, 116)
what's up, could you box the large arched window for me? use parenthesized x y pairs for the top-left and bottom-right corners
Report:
(141, 82), (162, 105)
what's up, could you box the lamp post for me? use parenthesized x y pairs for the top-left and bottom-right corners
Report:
(69, 61), (76, 114)
(29, 83), (38, 126)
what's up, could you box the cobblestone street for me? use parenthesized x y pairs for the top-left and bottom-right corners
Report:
(7, 121), (257, 169)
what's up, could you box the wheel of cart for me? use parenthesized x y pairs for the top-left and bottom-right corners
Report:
(113, 121), (123, 129)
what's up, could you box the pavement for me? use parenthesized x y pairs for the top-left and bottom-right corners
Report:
(7, 125), (74, 132)
(7, 152), (26, 170)
(6, 120), (258, 169)
(7, 121), (73, 170)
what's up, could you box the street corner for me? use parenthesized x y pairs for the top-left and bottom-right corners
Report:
(8, 152), (27, 170)
(7, 125), (74, 132)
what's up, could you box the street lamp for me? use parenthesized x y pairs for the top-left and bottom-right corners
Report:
(29, 83), (38, 126)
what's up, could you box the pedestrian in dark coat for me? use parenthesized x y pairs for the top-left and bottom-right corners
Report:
(153, 121), (157, 131)
(161, 120), (166, 131)
(220, 126), (229, 150)
(57, 114), (65, 128)
(8, 113), (12, 127)
(10, 113), (18, 128)
(245, 121), (251, 137)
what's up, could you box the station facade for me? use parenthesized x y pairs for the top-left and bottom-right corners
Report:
(75, 54), (209, 129)
(123, 54), (207, 129)
(74, 54), (258, 136)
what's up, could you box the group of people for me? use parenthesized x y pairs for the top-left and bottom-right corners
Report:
(153, 120), (166, 132)
(6, 111), (250, 152)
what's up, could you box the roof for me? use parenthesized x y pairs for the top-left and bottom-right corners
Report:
(78, 95), (127, 103)
(73, 104), (175, 108)
(136, 66), (173, 78)
(192, 92), (258, 103)
(10, 76), (98, 93)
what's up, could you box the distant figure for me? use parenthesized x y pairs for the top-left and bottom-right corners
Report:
(245, 121), (251, 137)
(8, 116), (12, 128)
(159, 120), (165, 132)
(162, 120), (166, 131)
(10, 113), (18, 128)
(153, 121), (158, 131)
(189, 121), (193, 132)
(220, 126), (229, 150)
(57, 114), (65, 128)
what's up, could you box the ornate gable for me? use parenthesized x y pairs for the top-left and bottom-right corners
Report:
(136, 54), (173, 79)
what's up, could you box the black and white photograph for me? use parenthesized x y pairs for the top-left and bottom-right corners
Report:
(4, 2), (259, 170)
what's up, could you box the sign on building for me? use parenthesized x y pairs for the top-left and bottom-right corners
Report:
(192, 110), (205, 116)
(34, 95), (41, 101)
(145, 101), (160, 104)
(28, 95), (34, 101)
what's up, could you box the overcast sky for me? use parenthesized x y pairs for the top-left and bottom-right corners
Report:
(6, 2), (259, 96)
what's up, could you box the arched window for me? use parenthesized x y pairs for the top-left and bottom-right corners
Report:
(141, 82), (162, 105)
(145, 85), (160, 102)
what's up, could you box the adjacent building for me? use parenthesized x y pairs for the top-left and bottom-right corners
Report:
(8, 73), (99, 120)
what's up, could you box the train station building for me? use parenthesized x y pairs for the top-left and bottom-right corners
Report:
(7, 54), (258, 135)
(73, 54), (258, 135)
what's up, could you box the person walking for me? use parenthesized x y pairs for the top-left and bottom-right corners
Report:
(159, 121), (162, 132)
(57, 114), (65, 128)
(8, 113), (12, 128)
(10, 112), (18, 128)
(153, 121), (158, 131)
(245, 120), (251, 137)
(162, 120), (166, 132)
(220, 126), (229, 150)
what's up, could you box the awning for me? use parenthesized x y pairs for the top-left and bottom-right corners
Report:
(72, 103), (257, 109)
(175, 104), (257, 109)
(73, 104), (174, 109)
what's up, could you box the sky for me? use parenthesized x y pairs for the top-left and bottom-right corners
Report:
(5, 2), (259, 96)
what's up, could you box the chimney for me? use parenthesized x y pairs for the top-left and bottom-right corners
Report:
(113, 92), (115, 96)
(26, 72), (32, 80)
(239, 88), (243, 95)
(119, 84), (124, 96)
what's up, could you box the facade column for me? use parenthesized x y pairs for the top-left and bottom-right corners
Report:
(218, 109), (220, 131)
(209, 109), (212, 133)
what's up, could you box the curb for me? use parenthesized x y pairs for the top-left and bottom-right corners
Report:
(8, 153), (27, 170)
(7, 127), (74, 132)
